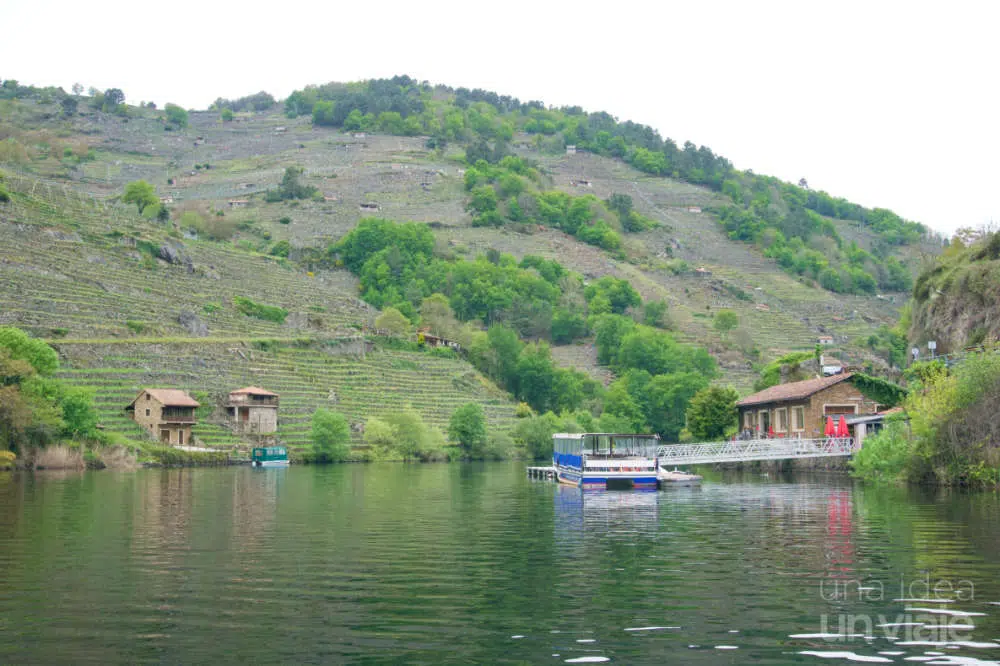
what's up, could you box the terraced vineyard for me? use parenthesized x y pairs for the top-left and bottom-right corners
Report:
(0, 171), (370, 339)
(54, 340), (518, 454)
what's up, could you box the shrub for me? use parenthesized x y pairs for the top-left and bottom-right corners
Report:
(278, 216), (292, 225)
(850, 422), (911, 483)
(220, 108), (234, 122)
(269, 240), (291, 258)
(233, 296), (288, 323)
(311, 409), (351, 463)
(125, 320), (146, 334)
(0, 182), (10, 203)
(448, 403), (487, 455)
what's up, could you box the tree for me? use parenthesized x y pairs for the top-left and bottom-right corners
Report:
(644, 300), (668, 327)
(363, 417), (399, 459)
(164, 103), (188, 128)
(71, 83), (83, 96)
(267, 166), (318, 201)
(220, 108), (234, 122)
(0, 326), (59, 376)
(122, 180), (157, 214)
(420, 293), (459, 338)
(310, 409), (351, 462)
(61, 96), (78, 116)
(686, 386), (739, 440)
(448, 403), (487, 455)
(713, 309), (739, 336)
(103, 87), (124, 107)
(375, 307), (411, 336)
(644, 372), (709, 441)
(383, 409), (445, 461)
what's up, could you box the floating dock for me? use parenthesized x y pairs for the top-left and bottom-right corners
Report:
(526, 466), (557, 481)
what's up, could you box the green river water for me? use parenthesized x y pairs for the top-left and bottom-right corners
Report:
(1, 464), (999, 664)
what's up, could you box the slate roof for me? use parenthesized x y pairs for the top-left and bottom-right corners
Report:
(736, 373), (854, 408)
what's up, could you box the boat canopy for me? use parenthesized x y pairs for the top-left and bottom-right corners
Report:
(251, 446), (287, 460)
(553, 433), (660, 458)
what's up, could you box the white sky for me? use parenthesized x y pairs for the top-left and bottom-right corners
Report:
(4, 0), (997, 235)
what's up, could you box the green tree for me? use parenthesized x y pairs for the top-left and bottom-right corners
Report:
(60, 386), (99, 438)
(310, 409), (351, 462)
(103, 87), (124, 107)
(643, 300), (668, 327)
(363, 417), (399, 459)
(312, 100), (336, 125)
(164, 103), (188, 127)
(122, 180), (158, 214)
(512, 412), (559, 460)
(713, 309), (739, 336)
(0, 326), (59, 376)
(220, 108), (234, 122)
(375, 307), (411, 336)
(61, 96), (78, 116)
(685, 386), (739, 440)
(420, 293), (459, 338)
(644, 372), (709, 441)
(448, 403), (488, 456)
(383, 409), (445, 461)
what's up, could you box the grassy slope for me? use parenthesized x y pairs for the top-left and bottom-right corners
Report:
(2, 99), (914, 398)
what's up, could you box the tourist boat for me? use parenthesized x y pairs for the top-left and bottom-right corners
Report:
(552, 433), (660, 490)
(251, 446), (289, 467)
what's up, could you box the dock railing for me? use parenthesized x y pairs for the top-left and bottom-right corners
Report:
(656, 437), (855, 466)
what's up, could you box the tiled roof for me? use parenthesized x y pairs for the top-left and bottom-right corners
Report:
(229, 386), (278, 397)
(129, 389), (200, 408)
(736, 373), (854, 407)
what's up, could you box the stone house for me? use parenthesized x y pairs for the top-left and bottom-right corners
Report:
(736, 373), (879, 439)
(226, 386), (279, 435)
(565, 145), (577, 155)
(126, 389), (200, 446)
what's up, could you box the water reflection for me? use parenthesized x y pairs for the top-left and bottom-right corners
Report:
(0, 466), (998, 665)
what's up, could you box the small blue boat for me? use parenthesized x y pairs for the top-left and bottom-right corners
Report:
(251, 446), (289, 467)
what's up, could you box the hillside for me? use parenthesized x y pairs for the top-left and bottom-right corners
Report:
(0, 77), (944, 453)
(910, 230), (1000, 353)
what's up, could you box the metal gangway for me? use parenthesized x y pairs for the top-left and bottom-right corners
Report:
(656, 437), (856, 466)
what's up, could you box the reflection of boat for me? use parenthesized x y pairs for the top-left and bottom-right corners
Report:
(553, 433), (659, 490)
(657, 467), (702, 486)
(555, 485), (660, 535)
(251, 446), (289, 467)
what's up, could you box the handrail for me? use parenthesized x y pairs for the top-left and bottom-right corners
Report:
(656, 437), (855, 466)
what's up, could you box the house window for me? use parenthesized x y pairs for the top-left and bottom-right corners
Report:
(178, 430), (184, 445)
(145, 409), (150, 417)
(146, 394), (150, 401)
(792, 407), (805, 432)
(775, 408), (788, 433)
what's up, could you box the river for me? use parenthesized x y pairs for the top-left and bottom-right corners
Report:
(1, 464), (999, 664)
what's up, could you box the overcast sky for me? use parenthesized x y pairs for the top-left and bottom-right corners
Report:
(4, 0), (997, 236)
